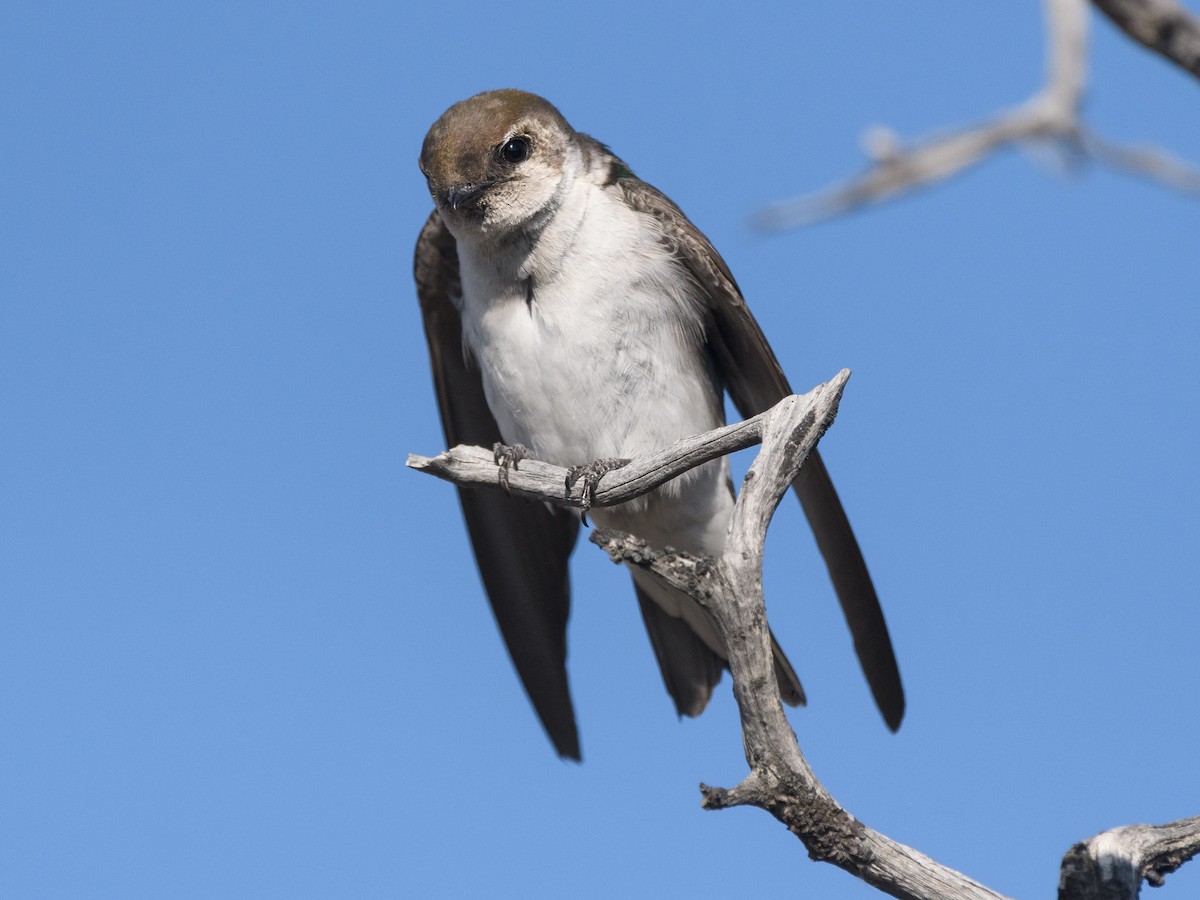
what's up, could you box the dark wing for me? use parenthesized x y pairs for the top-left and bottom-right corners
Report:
(614, 177), (906, 731)
(414, 210), (583, 759)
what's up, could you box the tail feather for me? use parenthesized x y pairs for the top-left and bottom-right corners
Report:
(632, 574), (805, 714)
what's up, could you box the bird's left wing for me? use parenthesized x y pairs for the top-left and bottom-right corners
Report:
(612, 174), (905, 731)
(414, 210), (583, 759)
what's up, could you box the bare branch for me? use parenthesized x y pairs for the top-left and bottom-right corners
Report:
(1059, 816), (1200, 899)
(753, 105), (1067, 230)
(757, 0), (1200, 230)
(408, 370), (850, 512)
(1092, 0), (1200, 79)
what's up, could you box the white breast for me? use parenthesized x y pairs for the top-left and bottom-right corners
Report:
(457, 178), (724, 473)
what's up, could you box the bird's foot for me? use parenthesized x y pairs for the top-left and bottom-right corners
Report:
(565, 457), (630, 524)
(492, 442), (529, 494)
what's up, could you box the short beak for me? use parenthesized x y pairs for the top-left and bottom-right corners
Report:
(447, 182), (491, 211)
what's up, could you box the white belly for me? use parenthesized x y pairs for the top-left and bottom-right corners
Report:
(474, 295), (716, 456)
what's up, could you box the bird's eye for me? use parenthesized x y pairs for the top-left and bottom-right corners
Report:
(499, 137), (530, 163)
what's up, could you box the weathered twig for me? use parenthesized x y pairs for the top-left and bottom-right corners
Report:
(1059, 816), (1200, 899)
(1092, 0), (1200, 80)
(755, 0), (1200, 230)
(406, 374), (827, 512)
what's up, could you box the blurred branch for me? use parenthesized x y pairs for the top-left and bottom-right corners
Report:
(1059, 817), (1200, 899)
(1092, 0), (1200, 79)
(757, 0), (1200, 230)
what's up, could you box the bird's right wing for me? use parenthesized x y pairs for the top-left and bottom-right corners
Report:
(414, 210), (583, 759)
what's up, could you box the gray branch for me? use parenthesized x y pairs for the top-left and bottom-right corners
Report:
(406, 374), (841, 512)
(1092, 0), (1200, 79)
(409, 371), (1198, 898)
(1059, 816), (1200, 899)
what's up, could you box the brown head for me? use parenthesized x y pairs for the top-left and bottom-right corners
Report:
(419, 90), (576, 235)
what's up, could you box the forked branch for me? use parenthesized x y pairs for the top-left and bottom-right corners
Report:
(408, 371), (1197, 898)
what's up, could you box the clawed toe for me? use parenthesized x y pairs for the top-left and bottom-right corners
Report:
(564, 457), (631, 523)
(492, 442), (529, 493)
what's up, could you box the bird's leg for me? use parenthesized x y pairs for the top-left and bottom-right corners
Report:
(492, 442), (529, 494)
(565, 457), (631, 524)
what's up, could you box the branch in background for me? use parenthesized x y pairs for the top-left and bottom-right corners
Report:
(1092, 0), (1200, 79)
(756, 0), (1200, 230)
(1059, 816), (1200, 899)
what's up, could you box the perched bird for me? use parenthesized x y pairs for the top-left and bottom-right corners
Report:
(414, 89), (903, 760)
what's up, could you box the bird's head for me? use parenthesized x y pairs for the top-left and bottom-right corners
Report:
(419, 89), (574, 237)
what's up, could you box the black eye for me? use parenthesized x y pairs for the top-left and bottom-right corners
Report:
(500, 137), (530, 163)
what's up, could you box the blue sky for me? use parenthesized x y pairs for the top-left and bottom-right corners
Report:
(3, 2), (1199, 897)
